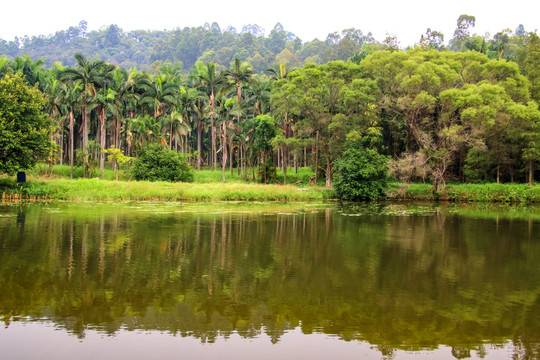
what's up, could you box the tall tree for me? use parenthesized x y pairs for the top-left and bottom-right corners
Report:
(198, 62), (228, 170)
(0, 75), (52, 175)
(58, 53), (113, 156)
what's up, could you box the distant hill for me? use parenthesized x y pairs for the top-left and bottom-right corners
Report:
(0, 21), (378, 72)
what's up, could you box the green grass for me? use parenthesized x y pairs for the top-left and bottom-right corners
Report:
(193, 166), (318, 185)
(0, 176), (327, 201)
(27, 163), (127, 181)
(7, 164), (539, 203)
(392, 182), (540, 202)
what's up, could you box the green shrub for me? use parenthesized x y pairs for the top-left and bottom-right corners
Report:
(131, 143), (193, 182)
(334, 145), (389, 200)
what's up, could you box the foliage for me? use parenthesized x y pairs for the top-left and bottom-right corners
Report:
(2, 18), (540, 189)
(257, 159), (277, 184)
(334, 143), (389, 200)
(131, 143), (193, 182)
(395, 183), (540, 202)
(0, 74), (52, 175)
(103, 145), (133, 181)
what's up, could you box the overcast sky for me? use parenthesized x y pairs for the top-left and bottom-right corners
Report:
(1, 0), (538, 47)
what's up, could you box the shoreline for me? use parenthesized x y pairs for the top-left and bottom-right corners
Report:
(1, 177), (540, 203)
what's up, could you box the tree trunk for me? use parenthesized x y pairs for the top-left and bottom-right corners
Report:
(69, 111), (74, 178)
(99, 107), (106, 179)
(82, 104), (88, 154)
(197, 121), (203, 170)
(282, 144), (287, 184)
(222, 122), (227, 182)
(325, 155), (332, 187)
(314, 130), (319, 184)
(169, 123), (173, 149)
(59, 126), (64, 166)
(211, 116), (216, 171)
(263, 152), (267, 184)
(510, 166), (515, 183)
(529, 159), (534, 186)
(229, 135), (233, 176)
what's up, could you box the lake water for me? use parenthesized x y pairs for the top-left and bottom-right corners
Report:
(1, 201), (539, 359)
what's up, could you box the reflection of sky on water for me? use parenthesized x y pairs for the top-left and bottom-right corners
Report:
(0, 321), (511, 360)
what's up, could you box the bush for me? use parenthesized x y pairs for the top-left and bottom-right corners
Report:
(131, 143), (193, 182)
(334, 145), (389, 200)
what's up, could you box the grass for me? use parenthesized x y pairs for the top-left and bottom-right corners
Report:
(0, 176), (328, 201)
(4, 163), (540, 203)
(391, 182), (540, 202)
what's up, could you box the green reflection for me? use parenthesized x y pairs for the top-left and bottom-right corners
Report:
(1, 201), (539, 358)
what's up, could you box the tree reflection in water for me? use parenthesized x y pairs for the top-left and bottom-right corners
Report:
(1, 202), (539, 359)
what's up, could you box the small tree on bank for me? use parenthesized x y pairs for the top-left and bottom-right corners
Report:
(0, 75), (52, 175)
(131, 143), (193, 182)
(334, 142), (389, 200)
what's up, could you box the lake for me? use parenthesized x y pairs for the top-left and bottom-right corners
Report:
(1, 201), (539, 359)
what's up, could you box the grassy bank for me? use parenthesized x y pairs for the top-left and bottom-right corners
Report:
(390, 183), (540, 202)
(0, 176), (327, 201)
(3, 165), (540, 202)
(26, 164), (318, 185)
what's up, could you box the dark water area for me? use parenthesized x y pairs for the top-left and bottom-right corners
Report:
(1, 201), (539, 359)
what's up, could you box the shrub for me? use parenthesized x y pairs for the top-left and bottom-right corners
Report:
(131, 143), (193, 182)
(334, 145), (389, 200)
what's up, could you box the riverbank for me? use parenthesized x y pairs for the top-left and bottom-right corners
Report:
(2, 174), (540, 202)
(0, 176), (328, 201)
(390, 183), (540, 202)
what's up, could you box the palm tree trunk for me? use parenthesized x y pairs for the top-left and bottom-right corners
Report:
(529, 159), (534, 186)
(69, 111), (74, 178)
(282, 145), (287, 184)
(211, 116), (216, 171)
(197, 121), (203, 170)
(222, 122), (227, 182)
(59, 124), (64, 166)
(100, 107), (106, 179)
(169, 123), (173, 149)
(229, 136), (233, 176)
(315, 130), (319, 184)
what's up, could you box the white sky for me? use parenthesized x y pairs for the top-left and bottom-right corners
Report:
(1, 0), (538, 47)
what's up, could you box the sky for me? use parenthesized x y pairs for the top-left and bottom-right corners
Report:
(1, 0), (538, 47)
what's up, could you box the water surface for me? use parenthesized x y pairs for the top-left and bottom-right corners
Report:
(1, 201), (539, 359)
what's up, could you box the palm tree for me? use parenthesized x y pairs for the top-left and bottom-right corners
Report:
(12, 55), (47, 89)
(223, 58), (254, 179)
(64, 84), (82, 178)
(95, 86), (118, 178)
(44, 77), (66, 166)
(198, 62), (228, 171)
(266, 63), (290, 81)
(58, 53), (113, 155)
(225, 58), (254, 104)
(139, 74), (180, 119)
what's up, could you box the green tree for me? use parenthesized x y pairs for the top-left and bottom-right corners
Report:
(271, 61), (378, 187)
(131, 143), (193, 182)
(198, 61), (228, 170)
(253, 114), (277, 183)
(0, 75), (52, 175)
(58, 53), (113, 156)
(334, 142), (389, 200)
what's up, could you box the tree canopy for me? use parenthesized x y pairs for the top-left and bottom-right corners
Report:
(0, 74), (52, 175)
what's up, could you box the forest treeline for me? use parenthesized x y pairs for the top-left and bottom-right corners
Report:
(0, 16), (532, 72)
(1, 15), (539, 190)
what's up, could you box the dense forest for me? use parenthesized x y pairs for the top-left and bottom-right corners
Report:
(1, 15), (539, 190)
